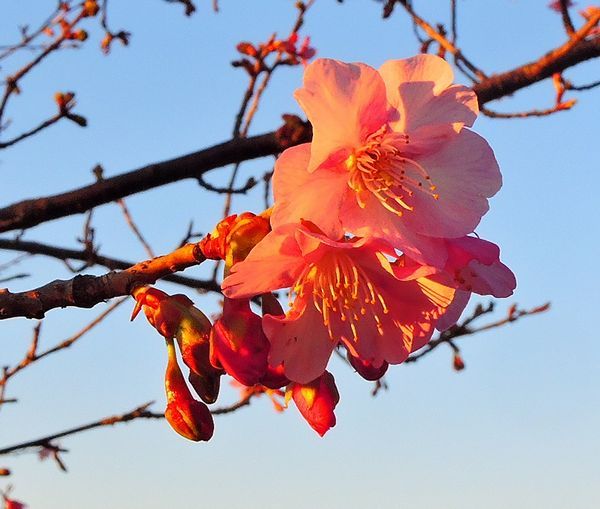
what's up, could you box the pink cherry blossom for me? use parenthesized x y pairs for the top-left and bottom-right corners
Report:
(394, 235), (516, 331)
(271, 55), (501, 267)
(222, 222), (458, 384)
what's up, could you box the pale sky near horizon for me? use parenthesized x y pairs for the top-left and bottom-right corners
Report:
(1, 1), (599, 508)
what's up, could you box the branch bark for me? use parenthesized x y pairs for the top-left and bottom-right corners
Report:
(0, 131), (298, 233)
(0, 238), (220, 294)
(0, 241), (208, 320)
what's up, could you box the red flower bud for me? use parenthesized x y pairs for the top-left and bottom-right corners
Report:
(132, 287), (223, 403)
(83, 0), (99, 16)
(346, 351), (389, 381)
(210, 297), (269, 386)
(164, 340), (214, 442)
(260, 362), (289, 390)
(3, 497), (27, 509)
(453, 353), (465, 371)
(188, 369), (221, 405)
(291, 371), (340, 437)
(236, 42), (258, 57)
(199, 212), (271, 270)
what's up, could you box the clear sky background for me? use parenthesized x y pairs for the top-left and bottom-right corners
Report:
(0, 1), (599, 508)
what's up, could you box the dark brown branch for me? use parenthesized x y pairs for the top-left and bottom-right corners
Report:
(565, 78), (600, 91)
(0, 394), (255, 456)
(0, 112), (66, 149)
(0, 238), (220, 294)
(0, 241), (209, 320)
(473, 17), (599, 104)
(558, 0), (576, 37)
(0, 402), (163, 456)
(0, 131), (303, 234)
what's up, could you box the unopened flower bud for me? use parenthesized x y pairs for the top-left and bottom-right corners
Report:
(260, 363), (289, 390)
(164, 340), (214, 442)
(199, 212), (271, 271)
(236, 42), (258, 57)
(290, 371), (340, 436)
(453, 353), (465, 371)
(73, 29), (88, 41)
(3, 497), (27, 509)
(83, 0), (99, 16)
(346, 351), (388, 381)
(210, 297), (269, 386)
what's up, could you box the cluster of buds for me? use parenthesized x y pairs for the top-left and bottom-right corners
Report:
(233, 30), (316, 76)
(131, 287), (219, 441)
(101, 30), (131, 55)
(132, 212), (341, 438)
(54, 91), (87, 127)
(82, 0), (100, 17)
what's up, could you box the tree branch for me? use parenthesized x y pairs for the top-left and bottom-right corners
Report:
(473, 19), (599, 104)
(0, 241), (209, 320)
(0, 393), (255, 456)
(0, 238), (220, 294)
(0, 129), (308, 234)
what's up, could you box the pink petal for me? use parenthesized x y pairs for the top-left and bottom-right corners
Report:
(341, 253), (454, 366)
(466, 258), (516, 298)
(402, 129), (502, 238)
(379, 55), (478, 134)
(445, 237), (516, 298)
(295, 59), (388, 172)
(435, 289), (471, 332)
(221, 226), (305, 299)
(264, 294), (338, 384)
(271, 144), (346, 239)
(339, 191), (448, 267)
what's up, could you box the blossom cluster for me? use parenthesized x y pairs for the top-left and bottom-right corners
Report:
(133, 55), (515, 439)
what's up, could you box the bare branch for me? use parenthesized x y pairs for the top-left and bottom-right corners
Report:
(0, 393), (255, 456)
(0, 241), (209, 320)
(0, 238), (220, 294)
(0, 129), (309, 234)
(481, 101), (576, 119)
(406, 302), (551, 364)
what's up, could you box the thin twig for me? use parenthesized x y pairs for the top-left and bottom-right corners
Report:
(406, 302), (550, 363)
(481, 102), (575, 119)
(398, 0), (487, 80)
(558, 0), (576, 37)
(0, 393), (256, 456)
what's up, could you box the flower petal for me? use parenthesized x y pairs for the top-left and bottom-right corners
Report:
(295, 59), (388, 172)
(402, 129), (502, 238)
(379, 54), (478, 133)
(435, 289), (471, 332)
(271, 144), (346, 239)
(222, 226), (305, 299)
(445, 237), (516, 297)
(264, 295), (338, 384)
(339, 191), (448, 267)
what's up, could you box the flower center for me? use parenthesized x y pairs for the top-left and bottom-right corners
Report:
(292, 251), (389, 342)
(345, 126), (439, 216)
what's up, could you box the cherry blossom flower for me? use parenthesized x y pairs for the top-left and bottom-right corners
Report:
(393, 235), (516, 331)
(222, 222), (457, 384)
(271, 55), (501, 267)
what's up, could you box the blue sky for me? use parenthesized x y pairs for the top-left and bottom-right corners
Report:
(1, 1), (599, 508)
